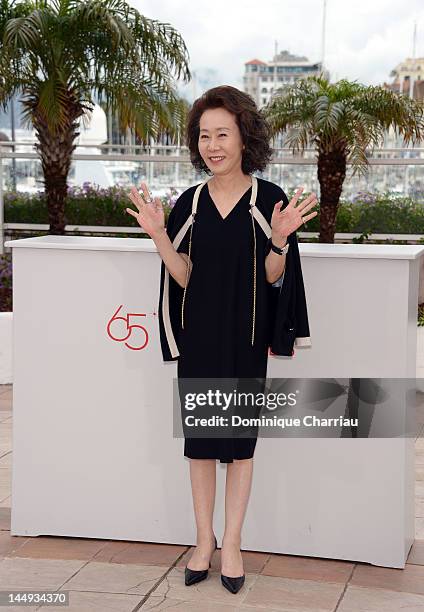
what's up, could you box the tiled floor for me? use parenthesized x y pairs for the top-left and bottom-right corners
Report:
(1, 382), (424, 611)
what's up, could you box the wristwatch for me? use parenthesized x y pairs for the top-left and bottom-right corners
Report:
(270, 240), (289, 255)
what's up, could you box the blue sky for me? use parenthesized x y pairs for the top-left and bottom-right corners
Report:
(132, 0), (424, 102)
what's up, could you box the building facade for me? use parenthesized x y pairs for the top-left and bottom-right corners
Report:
(243, 50), (328, 108)
(384, 57), (424, 101)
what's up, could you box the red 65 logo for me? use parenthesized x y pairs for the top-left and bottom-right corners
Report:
(107, 304), (153, 351)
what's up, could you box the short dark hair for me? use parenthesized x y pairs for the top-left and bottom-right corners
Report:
(186, 85), (273, 176)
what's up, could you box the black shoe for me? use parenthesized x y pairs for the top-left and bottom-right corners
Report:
(221, 573), (245, 594)
(184, 535), (218, 586)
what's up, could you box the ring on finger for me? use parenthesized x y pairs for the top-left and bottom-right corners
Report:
(140, 192), (152, 203)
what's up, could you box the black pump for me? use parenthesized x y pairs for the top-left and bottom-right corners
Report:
(184, 535), (218, 586)
(221, 572), (245, 594)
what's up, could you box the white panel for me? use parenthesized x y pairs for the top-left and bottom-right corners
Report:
(6, 236), (424, 568)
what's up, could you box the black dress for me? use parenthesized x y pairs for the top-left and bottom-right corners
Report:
(176, 178), (278, 463)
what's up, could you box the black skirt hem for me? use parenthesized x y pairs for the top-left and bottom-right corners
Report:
(183, 438), (258, 464)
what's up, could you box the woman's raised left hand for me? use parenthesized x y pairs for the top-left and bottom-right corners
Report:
(271, 187), (319, 240)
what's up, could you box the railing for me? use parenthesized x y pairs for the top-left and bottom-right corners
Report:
(1, 142), (424, 253)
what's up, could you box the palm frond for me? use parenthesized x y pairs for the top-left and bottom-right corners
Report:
(263, 75), (424, 176)
(0, 0), (191, 140)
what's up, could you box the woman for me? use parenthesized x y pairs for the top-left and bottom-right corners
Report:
(126, 86), (318, 594)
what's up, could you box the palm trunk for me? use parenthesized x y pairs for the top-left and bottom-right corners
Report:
(317, 149), (347, 243)
(32, 106), (82, 235)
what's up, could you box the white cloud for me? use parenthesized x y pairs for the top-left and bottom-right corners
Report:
(130, 0), (424, 100)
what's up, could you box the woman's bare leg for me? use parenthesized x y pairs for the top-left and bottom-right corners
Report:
(186, 458), (217, 570)
(221, 457), (253, 576)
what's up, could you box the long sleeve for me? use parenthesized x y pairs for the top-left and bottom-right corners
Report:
(269, 227), (311, 355)
(158, 187), (196, 361)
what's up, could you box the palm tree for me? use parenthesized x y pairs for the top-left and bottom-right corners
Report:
(263, 75), (424, 243)
(0, 0), (191, 234)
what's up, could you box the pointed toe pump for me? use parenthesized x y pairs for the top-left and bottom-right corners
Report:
(184, 535), (218, 586)
(220, 572), (245, 594)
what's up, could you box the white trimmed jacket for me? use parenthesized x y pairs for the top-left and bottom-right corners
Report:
(158, 175), (311, 362)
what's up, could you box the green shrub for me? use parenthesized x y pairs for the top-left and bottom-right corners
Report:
(5, 185), (424, 233)
(4, 184), (176, 228)
(284, 189), (424, 234)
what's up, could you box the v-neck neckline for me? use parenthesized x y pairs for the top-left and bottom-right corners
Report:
(206, 182), (252, 221)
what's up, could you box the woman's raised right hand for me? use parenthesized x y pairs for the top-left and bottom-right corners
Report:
(126, 182), (165, 238)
